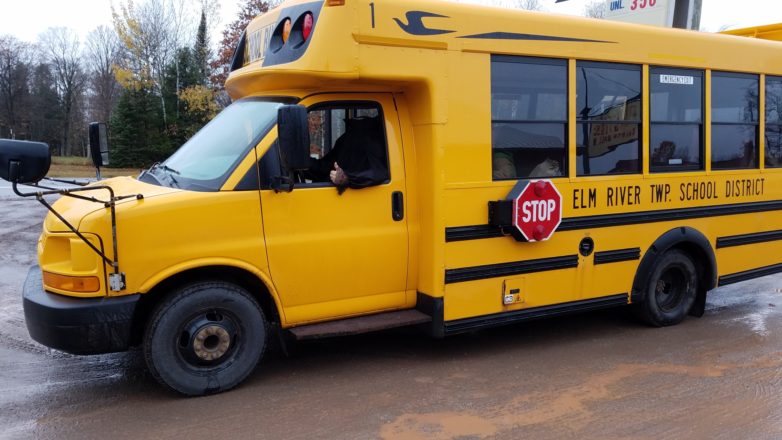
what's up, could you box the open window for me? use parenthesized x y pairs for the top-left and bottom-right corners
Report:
(301, 102), (390, 188)
(251, 102), (390, 191)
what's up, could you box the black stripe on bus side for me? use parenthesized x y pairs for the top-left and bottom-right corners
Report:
(593, 248), (641, 265)
(718, 262), (782, 287)
(443, 293), (629, 335)
(716, 229), (782, 249)
(445, 199), (782, 243)
(458, 32), (615, 44)
(445, 255), (578, 284)
(446, 225), (505, 242)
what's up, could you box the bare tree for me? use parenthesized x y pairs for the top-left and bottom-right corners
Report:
(513, 0), (542, 11)
(85, 26), (122, 125)
(584, 0), (607, 19)
(113, 0), (201, 125)
(0, 35), (35, 139)
(39, 27), (86, 156)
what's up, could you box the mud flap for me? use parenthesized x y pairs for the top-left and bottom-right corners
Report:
(689, 289), (707, 317)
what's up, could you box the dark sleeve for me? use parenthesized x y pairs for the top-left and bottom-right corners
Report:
(302, 139), (343, 182)
(345, 138), (389, 189)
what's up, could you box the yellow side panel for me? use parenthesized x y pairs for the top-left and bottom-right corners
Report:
(445, 269), (580, 322)
(718, 239), (782, 278)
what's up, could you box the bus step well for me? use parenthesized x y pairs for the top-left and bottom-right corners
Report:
(288, 309), (432, 341)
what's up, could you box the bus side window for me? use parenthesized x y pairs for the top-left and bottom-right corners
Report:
(711, 72), (759, 170)
(490, 56), (567, 180)
(650, 67), (704, 172)
(576, 62), (642, 176)
(765, 76), (782, 168)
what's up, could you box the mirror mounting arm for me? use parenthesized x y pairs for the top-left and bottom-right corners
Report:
(271, 174), (295, 193)
(11, 181), (143, 292)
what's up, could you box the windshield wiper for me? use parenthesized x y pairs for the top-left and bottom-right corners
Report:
(148, 162), (180, 187)
(159, 164), (180, 175)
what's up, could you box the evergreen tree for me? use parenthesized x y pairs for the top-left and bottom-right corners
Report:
(29, 63), (62, 152)
(194, 11), (210, 86)
(163, 47), (203, 146)
(109, 87), (172, 168)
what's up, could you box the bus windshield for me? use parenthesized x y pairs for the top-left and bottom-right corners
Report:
(144, 98), (284, 191)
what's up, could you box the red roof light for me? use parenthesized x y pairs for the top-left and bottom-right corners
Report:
(302, 13), (314, 41)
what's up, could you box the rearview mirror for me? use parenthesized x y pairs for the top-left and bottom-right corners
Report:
(89, 122), (110, 168)
(0, 139), (51, 184)
(277, 105), (311, 172)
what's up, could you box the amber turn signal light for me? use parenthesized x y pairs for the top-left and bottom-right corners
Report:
(43, 272), (100, 293)
(282, 18), (292, 43)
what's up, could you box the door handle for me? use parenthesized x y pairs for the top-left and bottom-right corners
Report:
(392, 191), (404, 221)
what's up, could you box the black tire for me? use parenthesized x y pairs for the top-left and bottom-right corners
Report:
(143, 281), (267, 396)
(637, 249), (698, 327)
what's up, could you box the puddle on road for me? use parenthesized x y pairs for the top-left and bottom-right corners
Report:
(734, 304), (776, 337)
(706, 281), (782, 338)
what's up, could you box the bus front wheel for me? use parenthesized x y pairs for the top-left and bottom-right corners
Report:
(637, 249), (698, 327)
(143, 281), (267, 396)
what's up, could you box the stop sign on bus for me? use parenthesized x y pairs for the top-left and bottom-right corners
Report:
(511, 180), (563, 242)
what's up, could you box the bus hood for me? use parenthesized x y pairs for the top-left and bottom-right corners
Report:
(44, 176), (180, 233)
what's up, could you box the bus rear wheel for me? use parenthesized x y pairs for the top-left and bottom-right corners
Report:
(637, 250), (697, 327)
(143, 281), (267, 396)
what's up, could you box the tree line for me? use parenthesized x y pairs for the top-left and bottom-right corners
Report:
(0, 0), (273, 168)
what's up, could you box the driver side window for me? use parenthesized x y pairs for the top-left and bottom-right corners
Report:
(301, 102), (390, 188)
(251, 102), (390, 191)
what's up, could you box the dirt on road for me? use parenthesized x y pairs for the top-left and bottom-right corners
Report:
(1, 196), (782, 440)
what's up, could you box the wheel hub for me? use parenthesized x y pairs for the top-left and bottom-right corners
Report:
(178, 310), (239, 366)
(656, 266), (687, 312)
(193, 325), (231, 361)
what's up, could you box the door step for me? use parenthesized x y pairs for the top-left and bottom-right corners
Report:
(288, 309), (432, 341)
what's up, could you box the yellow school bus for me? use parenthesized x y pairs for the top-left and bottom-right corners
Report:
(6, 0), (782, 395)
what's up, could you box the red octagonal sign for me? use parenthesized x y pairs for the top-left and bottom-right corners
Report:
(511, 180), (563, 242)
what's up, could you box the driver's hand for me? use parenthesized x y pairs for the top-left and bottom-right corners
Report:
(330, 162), (348, 186)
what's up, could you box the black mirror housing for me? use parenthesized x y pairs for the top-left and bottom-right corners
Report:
(88, 122), (110, 168)
(0, 139), (51, 184)
(277, 105), (311, 172)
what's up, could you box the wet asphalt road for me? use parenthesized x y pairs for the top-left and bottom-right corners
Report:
(1, 194), (782, 439)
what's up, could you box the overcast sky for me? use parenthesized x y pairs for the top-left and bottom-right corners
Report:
(0, 0), (779, 45)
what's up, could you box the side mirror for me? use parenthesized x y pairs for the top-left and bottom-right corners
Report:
(88, 122), (110, 169)
(277, 105), (311, 172)
(0, 139), (51, 184)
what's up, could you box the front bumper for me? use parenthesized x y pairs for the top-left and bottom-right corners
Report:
(22, 266), (140, 355)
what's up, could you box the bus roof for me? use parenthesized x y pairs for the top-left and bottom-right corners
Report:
(721, 23), (782, 42)
(225, 0), (782, 99)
